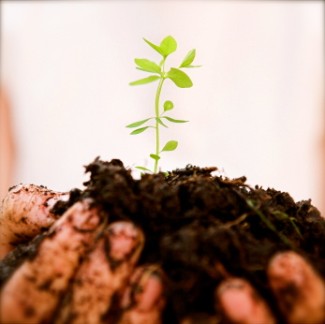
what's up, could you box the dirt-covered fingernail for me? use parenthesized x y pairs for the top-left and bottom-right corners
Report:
(268, 251), (308, 289)
(217, 278), (246, 293)
(8, 183), (24, 193)
(45, 193), (69, 209)
(107, 221), (144, 262)
(123, 265), (165, 312)
(268, 251), (325, 324)
(62, 200), (101, 232)
(216, 278), (276, 324)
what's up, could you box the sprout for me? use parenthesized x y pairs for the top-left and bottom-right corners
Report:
(126, 36), (200, 173)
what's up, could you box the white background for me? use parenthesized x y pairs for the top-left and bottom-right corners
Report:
(1, 1), (324, 213)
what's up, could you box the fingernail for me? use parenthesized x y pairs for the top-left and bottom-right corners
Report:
(217, 278), (246, 294)
(106, 222), (144, 264)
(9, 183), (24, 193)
(216, 278), (276, 324)
(124, 265), (164, 312)
(216, 278), (252, 320)
(45, 193), (69, 209)
(268, 251), (325, 323)
(108, 221), (140, 239)
(268, 251), (306, 288)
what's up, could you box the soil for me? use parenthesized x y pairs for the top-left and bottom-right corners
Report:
(2, 157), (325, 322)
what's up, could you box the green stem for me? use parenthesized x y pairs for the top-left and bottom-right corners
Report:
(246, 199), (294, 249)
(153, 58), (166, 173)
(154, 77), (165, 173)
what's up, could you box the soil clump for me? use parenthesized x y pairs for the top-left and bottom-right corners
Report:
(2, 157), (325, 322)
(53, 158), (325, 322)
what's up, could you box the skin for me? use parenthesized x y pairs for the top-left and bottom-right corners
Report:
(216, 278), (276, 324)
(0, 184), (68, 259)
(119, 265), (166, 324)
(268, 251), (325, 324)
(55, 222), (145, 324)
(0, 187), (164, 324)
(0, 199), (102, 323)
(215, 252), (325, 324)
(0, 185), (325, 323)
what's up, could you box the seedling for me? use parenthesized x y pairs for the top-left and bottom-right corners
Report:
(126, 35), (200, 173)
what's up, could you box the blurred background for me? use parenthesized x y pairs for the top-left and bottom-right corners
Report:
(0, 1), (324, 214)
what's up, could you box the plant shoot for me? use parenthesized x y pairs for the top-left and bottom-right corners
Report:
(127, 35), (200, 173)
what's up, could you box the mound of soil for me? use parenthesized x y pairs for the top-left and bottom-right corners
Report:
(2, 157), (324, 322)
(51, 157), (325, 322)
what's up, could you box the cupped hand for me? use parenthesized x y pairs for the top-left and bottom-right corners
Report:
(0, 185), (324, 324)
(0, 185), (165, 324)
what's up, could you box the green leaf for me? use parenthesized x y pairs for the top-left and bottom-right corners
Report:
(143, 38), (165, 56)
(150, 154), (160, 161)
(163, 116), (188, 123)
(163, 100), (174, 112)
(161, 140), (178, 152)
(129, 75), (160, 86)
(179, 49), (196, 68)
(156, 117), (168, 128)
(136, 166), (152, 173)
(167, 68), (193, 88)
(130, 126), (149, 135)
(183, 65), (202, 68)
(135, 58), (161, 74)
(126, 118), (151, 128)
(160, 35), (177, 56)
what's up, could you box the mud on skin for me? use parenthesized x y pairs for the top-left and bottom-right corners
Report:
(1, 157), (325, 322)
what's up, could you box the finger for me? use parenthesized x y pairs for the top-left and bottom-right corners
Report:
(118, 265), (166, 324)
(215, 278), (276, 324)
(0, 184), (68, 259)
(55, 221), (144, 324)
(267, 251), (325, 324)
(0, 199), (102, 324)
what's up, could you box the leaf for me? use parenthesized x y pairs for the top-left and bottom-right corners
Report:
(163, 100), (174, 112)
(161, 140), (178, 152)
(136, 166), (152, 173)
(167, 68), (193, 88)
(129, 75), (160, 86)
(143, 38), (165, 56)
(130, 126), (149, 135)
(126, 118), (151, 128)
(179, 49), (196, 68)
(160, 35), (177, 56)
(150, 153), (160, 161)
(156, 117), (168, 128)
(163, 116), (188, 123)
(135, 58), (161, 74)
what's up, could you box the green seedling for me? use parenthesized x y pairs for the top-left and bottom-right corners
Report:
(126, 35), (200, 173)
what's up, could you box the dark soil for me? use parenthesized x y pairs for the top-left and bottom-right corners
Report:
(3, 157), (325, 322)
(52, 157), (325, 322)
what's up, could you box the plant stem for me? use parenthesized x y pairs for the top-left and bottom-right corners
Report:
(246, 199), (294, 249)
(154, 77), (165, 173)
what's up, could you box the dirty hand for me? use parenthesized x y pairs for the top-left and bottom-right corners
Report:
(1, 185), (325, 324)
(0, 185), (165, 324)
(214, 250), (325, 324)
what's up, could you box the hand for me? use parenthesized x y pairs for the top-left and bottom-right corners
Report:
(0, 184), (68, 259)
(214, 251), (325, 324)
(1, 185), (324, 324)
(0, 185), (165, 324)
